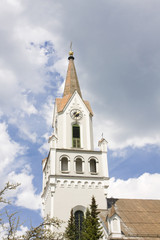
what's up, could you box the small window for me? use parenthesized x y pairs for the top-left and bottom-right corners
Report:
(76, 158), (83, 173)
(113, 218), (119, 233)
(61, 157), (68, 172)
(72, 124), (80, 148)
(90, 159), (97, 173)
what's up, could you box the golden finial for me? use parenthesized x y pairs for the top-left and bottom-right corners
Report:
(69, 42), (74, 56)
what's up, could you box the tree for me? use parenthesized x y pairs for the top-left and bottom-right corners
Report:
(22, 216), (63, 240)
(65, 209), (76, 240)
(65, 197), (103, 240)
(0, 182), (63, 240)
(88, 196), (103, 240)
(81, 208), (92, 240)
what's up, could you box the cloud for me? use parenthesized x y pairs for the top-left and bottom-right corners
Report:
(108, 173), (160, 199)
(0, 222), (28, 239)
(1, 0), (160, 149)
(8, 170), (41, 211)
(0, 122), (24, 176)
(0, 122), (41, 211)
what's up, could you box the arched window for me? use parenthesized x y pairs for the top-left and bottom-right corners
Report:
(61, 157), (68, 172)
(72, 124), (80, 148)
(75, 210), (84, 240)
(90, 159), (97, 173)
(76, 158), (83, 173)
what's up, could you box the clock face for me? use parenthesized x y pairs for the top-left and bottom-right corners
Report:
(70, 109), (83, 120)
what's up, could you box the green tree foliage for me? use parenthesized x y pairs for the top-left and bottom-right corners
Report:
(65, 209), (76, 240)
(66, 196), (103, 240)
(88, 196), (103, 240)
(81, 208), (92, 240)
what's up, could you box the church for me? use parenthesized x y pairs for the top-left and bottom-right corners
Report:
(41, 49), (160, 239)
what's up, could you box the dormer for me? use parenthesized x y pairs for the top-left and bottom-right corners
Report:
(107, 206), (122, 239)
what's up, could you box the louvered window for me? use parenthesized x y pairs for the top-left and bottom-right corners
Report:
(90, 159), (97, 173)
(61, 157), (68, 172)
(76, 158), (83, 173)
(72, 125), (80, 148)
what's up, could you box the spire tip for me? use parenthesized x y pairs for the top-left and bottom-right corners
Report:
(68, 42), (74, 59)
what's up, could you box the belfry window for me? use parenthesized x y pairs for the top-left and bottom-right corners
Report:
(61, 157), (68, 172)
(90, 159), (97, 173)
(72, 124), (80, 148)
(76, 158), (83, 173)
(75, 210), (84, 240)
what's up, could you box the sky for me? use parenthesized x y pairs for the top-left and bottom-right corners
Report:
(0, 0), (160, 234)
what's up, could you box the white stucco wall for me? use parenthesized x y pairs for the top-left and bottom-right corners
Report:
(53, 178), (107, 231)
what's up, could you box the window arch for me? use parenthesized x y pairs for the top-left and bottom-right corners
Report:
(60, 156), (69, 173)
(75, 210), (84, 240)
(72, 124), (80, 148)
(89, 158), (98, 174)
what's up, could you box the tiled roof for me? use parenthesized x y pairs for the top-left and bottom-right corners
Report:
(56, 94), (72, 112)
(99, 198), (160, 239)
(56, 96), (93, 116)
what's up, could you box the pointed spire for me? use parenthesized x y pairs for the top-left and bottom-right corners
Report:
(63, 48), (82, 98)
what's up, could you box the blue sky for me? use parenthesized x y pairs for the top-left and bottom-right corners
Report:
(0, 0), (160, 235)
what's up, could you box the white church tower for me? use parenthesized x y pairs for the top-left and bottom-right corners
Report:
(42, 49), (109, 230)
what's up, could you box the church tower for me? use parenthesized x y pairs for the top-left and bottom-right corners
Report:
(42, 49), (109, 230)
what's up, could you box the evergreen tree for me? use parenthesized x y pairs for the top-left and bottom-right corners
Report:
(81, 208), (92, 240)
(90, 196), (103, 240)
(65, 209), (76, 240)
(82, 196), (103, 240)
(65, 197), (103, 240)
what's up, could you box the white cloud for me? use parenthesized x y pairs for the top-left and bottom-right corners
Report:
(40, 96), (54, 128)
(8, 170), (41, 210)
(39, 133), (50, 155)
(0, 122), (24, 177)
(0, 122), (41, 211)
(1, 0), (160, 149)
(108, 173), (160, 199)
(0, 223), (28, 239)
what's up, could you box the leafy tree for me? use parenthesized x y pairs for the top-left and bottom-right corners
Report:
(65, 209), (76, 240)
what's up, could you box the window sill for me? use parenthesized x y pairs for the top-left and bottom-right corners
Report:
(61, 171), (69, 174)
(76, 171), (84, 174)
(90, 172), (98, 175)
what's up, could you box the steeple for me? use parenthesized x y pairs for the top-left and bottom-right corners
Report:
(63, 50), (82, 98)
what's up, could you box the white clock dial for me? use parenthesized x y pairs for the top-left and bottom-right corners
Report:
(70, 109), (83, 120)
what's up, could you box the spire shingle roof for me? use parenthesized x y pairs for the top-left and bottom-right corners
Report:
(63, 55), (82, 98)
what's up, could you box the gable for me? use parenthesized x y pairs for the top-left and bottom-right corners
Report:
(55, 91), (93, 116)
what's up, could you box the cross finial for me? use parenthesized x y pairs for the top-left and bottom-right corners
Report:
(101, 133), (103, 139)
(70, 41), (72, 51)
